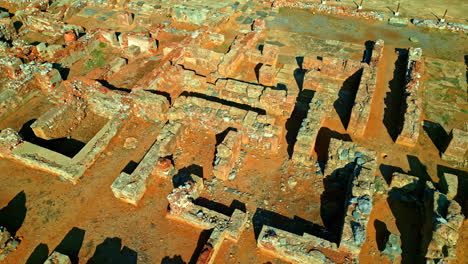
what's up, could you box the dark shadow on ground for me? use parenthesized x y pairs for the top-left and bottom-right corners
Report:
(95, 79), (131, 93)
(293, 68), (307, 90)
(172, 164), (203, 187)
(321, 161), (356, 244)
(383, 48), (408, 141)
(188, 229), (212, 264)
(0, 191), (27, 236)
(180, 91), (266, 115)
(363, 40), (375, 64)
(53, 227), (85, 264)
(87, 237), (137, 264)
(379, 164), (404, 185)
(215, 127), (238, 146)
(26, 243), (49, 264)
(52, 63), (70, 80)
(122, 161), (139, 174)
(145, 90), (172, 105)
(285, 89), (314, 158)
(161, 255), (185, 264)
(252, 208), (330, 242)
(254, 63), (263, 82)
(407, 155), (431, 182)
(437, 165), (468, 215)
(387, 195), (425, 264)
(374, 219), (390, 251)
(422, 120), (450, 153)
(333, 69), (363, 129)
(314, 128), (352, 163)
(192, 199), (246, 217)
(19, 120), (86, 158)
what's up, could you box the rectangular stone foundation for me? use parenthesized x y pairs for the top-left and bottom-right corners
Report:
(0, 117), (123, 184)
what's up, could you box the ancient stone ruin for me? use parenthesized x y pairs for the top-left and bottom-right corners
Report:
(0, 0), (466, 263)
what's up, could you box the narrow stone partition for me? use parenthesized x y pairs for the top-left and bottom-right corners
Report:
(213, 130), (241, 181)
(166, 175), (248, 264)
(396, 47), (424, 147)
(348, 39), (384, 137)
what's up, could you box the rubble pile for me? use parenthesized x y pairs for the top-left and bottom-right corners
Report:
(0, 226), (20, 261)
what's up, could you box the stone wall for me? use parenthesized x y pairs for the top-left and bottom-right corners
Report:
(396, 47), (423, 147)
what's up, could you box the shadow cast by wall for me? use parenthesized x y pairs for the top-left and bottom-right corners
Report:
(26, 243), (49, 264)
(252, 208), (330, 242)
(333, 69), (363, 129)
(18, 119), (86, 158)
(161, 255), (185, 264)
(87, 237), (137, 264)
(383, 48), (408, 142)
(374, 219), (390, 251)
(422, 120), (450, 154)
(0, 191), (27, 237)
(53, 227), (86, 264)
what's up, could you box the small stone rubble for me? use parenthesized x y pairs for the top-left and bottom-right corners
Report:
(0, 78), (169, 184)
(381, 233), (402, 263)
(412, 19), (468, 33)
(168, 96), (282, 153)
(257, 226), (335, 264)
(0, 1), (464, 263)
(0, 226), (21, 261)
(43, 251), (71, 264)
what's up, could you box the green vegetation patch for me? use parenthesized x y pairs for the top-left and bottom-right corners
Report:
(85, 43), (109, 71)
